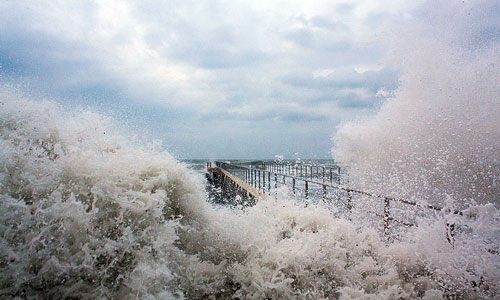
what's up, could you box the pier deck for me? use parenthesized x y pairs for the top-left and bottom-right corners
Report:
(207, 167), (265, 201)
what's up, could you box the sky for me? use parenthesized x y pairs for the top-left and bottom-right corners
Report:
(0, 0), (424, 159)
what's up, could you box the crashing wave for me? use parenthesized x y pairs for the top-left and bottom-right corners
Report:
(1, 89), (499, 299)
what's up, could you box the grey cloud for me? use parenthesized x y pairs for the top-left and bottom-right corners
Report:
(310, 16), (350, 33)
(130, 1), (268, 69)
(335, 93), (377, 109)
(282, 72), (361, 90)
(204, 101), (331, 123)
(285, 28), (314, 48)
(308, 91), (370, 106)
(169, 43), (267, 69)
(167, 22), (267, 69)
(0, 28), (117, 95)
(280, 111), (329, 122)
(277, 67), (398, 110)
(335, 2), (358, 14)
(283, 15), (352, 52)
(281, 67), (398, 92)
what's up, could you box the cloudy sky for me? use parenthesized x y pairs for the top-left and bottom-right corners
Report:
(1, 0), (424, 159)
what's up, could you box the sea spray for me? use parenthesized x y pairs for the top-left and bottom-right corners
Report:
(332, 1), (500, 209)
(0, 89), (470, 299)
(332, 0), (500, 298)
(0, 90), (213, 298)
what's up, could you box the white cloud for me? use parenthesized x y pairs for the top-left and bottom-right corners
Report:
(354, 65), (384, 74)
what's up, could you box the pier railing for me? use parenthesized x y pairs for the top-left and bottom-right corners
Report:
(250, 161), (342, 184)
(209, 161), (442, 238)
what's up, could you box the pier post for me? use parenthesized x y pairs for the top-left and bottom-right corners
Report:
(268, 172), (271, 191)
(258, 170), (261, 190)
(251, 169), (254, 187)
(305, 181), (308, 198)
(346, 190), (352, 214)
(383, 198), (390, 238)
(263, 170), (266, 192)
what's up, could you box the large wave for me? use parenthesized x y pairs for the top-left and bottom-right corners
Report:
(1, 88), (499, 299)
(0, 90), (398, 299)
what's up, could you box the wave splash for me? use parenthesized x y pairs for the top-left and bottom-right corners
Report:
(0, 92), (391, 298)
(330, 0), (500, 297)
(332, 1), (500, 209)
(1, 89), (499, 299)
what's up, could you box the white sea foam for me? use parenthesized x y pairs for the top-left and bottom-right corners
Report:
(1, 86), (499, 299)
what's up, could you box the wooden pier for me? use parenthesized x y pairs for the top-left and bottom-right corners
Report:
(206, 166), (265, 205)
(206, 161), (488, 249)
(206, 160), (449, 239)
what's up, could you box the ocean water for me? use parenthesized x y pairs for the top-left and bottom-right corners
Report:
(1, 1), (500, 299)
